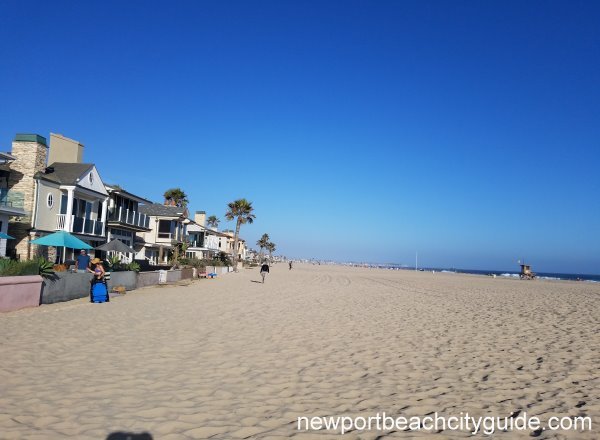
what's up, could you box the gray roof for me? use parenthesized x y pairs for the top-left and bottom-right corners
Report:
(0, 151), (16, 161)
(139, 203), (187, 217)
(35, 162), (94, 185)
(105, 183), (153, 204)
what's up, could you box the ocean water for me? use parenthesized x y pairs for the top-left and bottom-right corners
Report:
(354, 263), (600, 283)
(452, 269), (600, 283)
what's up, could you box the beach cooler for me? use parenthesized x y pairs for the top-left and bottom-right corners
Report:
(90, 279), (109, 303)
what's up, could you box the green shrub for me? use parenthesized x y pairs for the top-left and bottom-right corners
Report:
(107, 255), (123, 271)
(7, 260), (37, 276)
(36, 257), (55, 278)
(127, 261), (140, 272)
(215, 252), (232, 266)
(189, 259), (207, 269)
(0, 258), (54, 278)
(0, 259), (20, 276)
(179, 257), (212, 269)
(175, 255), (235, 269)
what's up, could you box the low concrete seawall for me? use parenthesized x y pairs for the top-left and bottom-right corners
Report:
(181, 267), (194, 280)
(0, 275), (43, 312)
(137, 271), (160, 288)
(204, 266), (233, 275)
(166, 270), (182, 283)
(41, 272), (92, 304)
(107, 271), (137, 291)
(2, 266), (235, 311)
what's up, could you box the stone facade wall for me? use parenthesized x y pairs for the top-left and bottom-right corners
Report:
(7, 140), (48, 260)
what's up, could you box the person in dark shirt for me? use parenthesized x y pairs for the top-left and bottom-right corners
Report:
(76, 250), (90, 273)
(260, 263), (270, 283)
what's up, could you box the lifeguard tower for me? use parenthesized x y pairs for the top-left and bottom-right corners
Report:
(519, 263), (536, 280)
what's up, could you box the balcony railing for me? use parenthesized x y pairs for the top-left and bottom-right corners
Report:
(56, 214), (104, 236)
(108, 207), (150, 229)
(56, 213), (68, 230)
(192, 237), (220, 250)
(0, 189), (25, 209)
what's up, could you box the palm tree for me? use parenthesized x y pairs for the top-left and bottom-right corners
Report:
(206, 215), (220, 230)
(163, 188), (189, 207)
(257, 233), (270, 262)
(225, 199), (255, 271)
(266, 241), (276, 260)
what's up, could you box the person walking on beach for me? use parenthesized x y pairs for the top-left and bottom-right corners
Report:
(76, 249), (90, 273)
(289, 261), (293, 270)
(260, 262), (270, 283)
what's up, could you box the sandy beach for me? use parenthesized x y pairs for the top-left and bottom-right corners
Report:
(0, 263), (598, 439)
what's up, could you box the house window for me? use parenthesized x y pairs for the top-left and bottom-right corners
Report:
(47, 193), (54, 209)
(60, 194), (68, 214)
(89, 173), (94, 184)
(158, 220), (171, 239)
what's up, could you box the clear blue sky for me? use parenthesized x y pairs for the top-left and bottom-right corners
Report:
(1, 1), (599, 273)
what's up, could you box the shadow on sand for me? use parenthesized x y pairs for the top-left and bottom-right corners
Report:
(250, 280), (263, 284)
(106, 432), (153, 440)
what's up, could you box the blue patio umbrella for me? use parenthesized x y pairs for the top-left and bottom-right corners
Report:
(0, 232), (15, 239)
(30, 230), (93, 263)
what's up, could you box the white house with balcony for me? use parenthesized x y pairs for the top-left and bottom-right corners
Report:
(105, 184), (151, 263)
(136, 203), (188, 265)
(185, 211), (221, 259)
(32, 162), (109, 262)
(3, 133), (109, 261)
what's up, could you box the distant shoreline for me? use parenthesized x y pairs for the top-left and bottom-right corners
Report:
(296, 261), (600, 283)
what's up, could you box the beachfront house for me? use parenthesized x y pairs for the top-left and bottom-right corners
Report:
(0, 151), (28, 257)
(185, 211), (221, 259)
(32, 135), (109, 262)
(6, 133), (109, 262)
(220, 229), (248, 261)
(237, 238), (248, 261)
(137, 203), (188, 265)
(245, 248), (259, 262)
(105, 184), (151, 263)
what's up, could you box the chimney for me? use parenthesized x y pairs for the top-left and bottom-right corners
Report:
(194, 211), (206, 227)
(8, 134), (48, 259)
(47, 133), (84, 164)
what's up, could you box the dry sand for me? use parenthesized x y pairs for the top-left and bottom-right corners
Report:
(0, 263), (598, 439)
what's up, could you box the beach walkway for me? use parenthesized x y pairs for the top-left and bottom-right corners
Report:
(0, 264), (598, 439)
